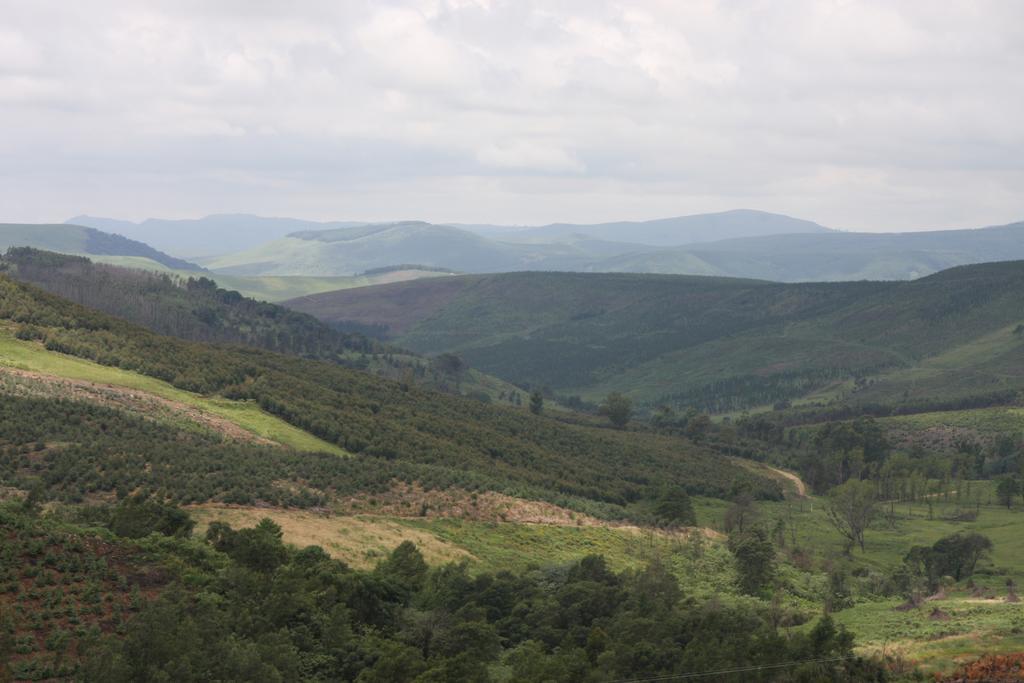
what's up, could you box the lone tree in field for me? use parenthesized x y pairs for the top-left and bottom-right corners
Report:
(825, 479), (876, 553)
(600, 392), (632, 429)
(529, 390), (544, 415)
(996, 476), (1020, 509)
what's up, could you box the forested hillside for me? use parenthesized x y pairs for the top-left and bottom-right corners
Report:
(0, 270), (781, 514)
(0, 248), (382, 359)
(0, 503), (878, 682)
(285, 263), (1024, 414)
(0, 249), (516, 401)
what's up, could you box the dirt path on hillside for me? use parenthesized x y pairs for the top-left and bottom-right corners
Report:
(766, 467), (807, 497)
(0, 366), (275, 446)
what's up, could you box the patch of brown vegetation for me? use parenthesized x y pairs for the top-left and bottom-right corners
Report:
(0, 366), (273, 445)
(188, 504), (475, 569)
(336, 482), (722, 539)
(940, 653), (1024, 682)
(929, 607), (952, 621)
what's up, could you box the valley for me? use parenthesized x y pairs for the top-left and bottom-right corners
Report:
(7, 4), (1022, 679)
(1, 243), (1023, 681)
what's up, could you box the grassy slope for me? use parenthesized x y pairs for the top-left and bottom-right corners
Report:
(0, 327), (346, 455)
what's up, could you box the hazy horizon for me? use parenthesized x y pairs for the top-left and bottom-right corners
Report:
(60, 209), (1022, 235)
(3, 1), (1023, 232)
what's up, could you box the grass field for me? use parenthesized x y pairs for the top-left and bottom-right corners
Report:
(882, 406), (1024, 438)
(835, 595), (1024, 675)
(694, 483), (1024, 674)
(0, 329), (347, 454)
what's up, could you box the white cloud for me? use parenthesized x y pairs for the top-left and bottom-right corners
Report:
(0, 0), (1021, 230)
(476, 140), (585, 172)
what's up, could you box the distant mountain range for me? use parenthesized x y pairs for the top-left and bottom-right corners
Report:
(0, 223), (203, 271)
(455, 209), (832, 245)
(68, 209), (830, 257)
(39, 210), (1024, 282)
(199, 220), (658, 276)
(598, 221), (1024, 281)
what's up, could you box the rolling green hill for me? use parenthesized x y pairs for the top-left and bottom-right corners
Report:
(200, 220), (648, 276)
(197, 214), (1024, 282)
(0, 222), (203, 271)
(285, 263), (1024, 414)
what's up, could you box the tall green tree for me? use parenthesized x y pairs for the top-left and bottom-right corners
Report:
(996, 476), (1020, 509)
(825, 479), (876, 553)
(653, 487), (696, 527)
(529, 389), (544, 415)
(729, 527), (775, 596)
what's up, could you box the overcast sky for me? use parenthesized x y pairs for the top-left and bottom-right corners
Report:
(2, 0), (1022, 231)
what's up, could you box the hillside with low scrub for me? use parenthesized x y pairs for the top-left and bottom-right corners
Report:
(284, 263), (1024, 414)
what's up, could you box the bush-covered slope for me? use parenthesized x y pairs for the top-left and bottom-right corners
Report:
(0, 223), (203, 272)
(0, 272), (781, 511)
(0, 504), (873, 682)
(285, 263), (1024, 413)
